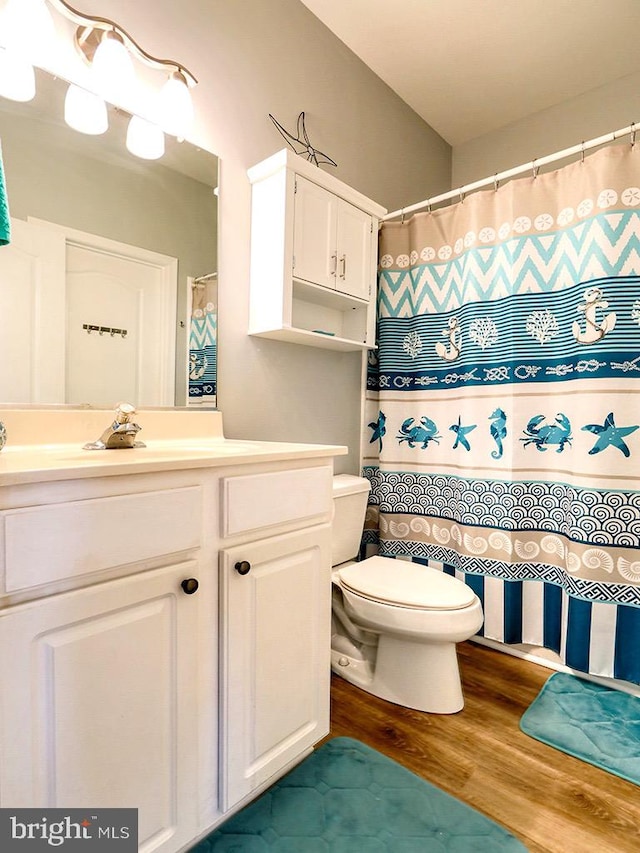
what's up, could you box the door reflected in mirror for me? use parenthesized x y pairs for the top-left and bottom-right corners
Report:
(0, 67), (218, 408)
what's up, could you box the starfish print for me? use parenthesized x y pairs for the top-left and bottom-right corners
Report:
(368, 411), (386, 452)
(581, 412), (639, 457)
(449, 416), (477, 451)
(268, 112), (338, 168)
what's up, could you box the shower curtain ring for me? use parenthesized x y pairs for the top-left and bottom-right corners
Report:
(532, 159), (539, 179)
(580, 141), (585, 164)
(427, 200), (432, 213)
(458, 189), (465, 204)
(400, 209), (405, 224)
(493, 174), (499, 192)
(631, 122), (636, 148)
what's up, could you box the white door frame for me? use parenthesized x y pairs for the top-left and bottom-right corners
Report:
(29, 218), (178, 406)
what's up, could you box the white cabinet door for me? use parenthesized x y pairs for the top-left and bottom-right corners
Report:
(336, 199), (373, 300)
(219, 526), (331, 810)
(0, 562), (202, 853)
(293, 176), (373, 300)
(292, 177), (337, 288)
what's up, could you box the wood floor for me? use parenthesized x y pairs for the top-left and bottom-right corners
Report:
(327, 641), (640, 853)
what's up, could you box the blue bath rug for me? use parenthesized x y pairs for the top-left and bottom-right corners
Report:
(520, 672), (640, 786)
(191, 737), (527, 851)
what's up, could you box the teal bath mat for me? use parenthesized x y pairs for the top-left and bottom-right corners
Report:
(191, 737), (526, 851)
(520, 672), (640, 786)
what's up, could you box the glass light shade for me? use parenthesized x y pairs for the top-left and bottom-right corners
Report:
(158, 71), (194, 139)
(0, 0), (56, 63)
(126, 115), (165, 160)
(64, 85), (108, 135)
(0, 48), (35, 102)
(91, 31), (136, 106)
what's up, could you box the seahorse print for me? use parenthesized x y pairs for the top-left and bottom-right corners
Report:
(489, 408), (507, 459)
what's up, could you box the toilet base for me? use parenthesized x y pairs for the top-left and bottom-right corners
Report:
(331, 634), (465, 714)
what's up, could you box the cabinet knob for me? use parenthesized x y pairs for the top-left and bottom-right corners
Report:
(181, 578), (199, 595)
(235, 560), (251, 576)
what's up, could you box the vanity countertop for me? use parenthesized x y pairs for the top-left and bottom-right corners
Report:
(0, 408), (347, 485)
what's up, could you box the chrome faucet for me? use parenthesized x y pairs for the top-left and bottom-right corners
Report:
(83, 402), (146, 450)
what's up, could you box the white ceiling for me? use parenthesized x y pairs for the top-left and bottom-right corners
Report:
(299, 0), (640, 146)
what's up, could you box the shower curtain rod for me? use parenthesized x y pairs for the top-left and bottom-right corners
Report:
(383, 121), (637, 222)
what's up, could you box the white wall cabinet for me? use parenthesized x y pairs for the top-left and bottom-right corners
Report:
(0, 451), (335, 853)
(248, 149), (386, 351)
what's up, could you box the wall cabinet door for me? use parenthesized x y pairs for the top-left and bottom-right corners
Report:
(219, 526), (331, 810)
(0, 562), (203, 853)
(292, 177), (337, 289)
(293, 176), (373, 300)
(335, 198), (373, 300)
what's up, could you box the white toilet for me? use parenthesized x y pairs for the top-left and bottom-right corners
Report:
(331, 474), (484, 714)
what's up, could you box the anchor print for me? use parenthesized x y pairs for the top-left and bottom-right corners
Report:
(572, 286), (616, 344)
(435, 317), (462, 361)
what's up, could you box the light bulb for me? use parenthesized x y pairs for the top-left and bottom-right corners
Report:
(126, 115), (165, 160)
(158, 70), (194, 139)
(64, 84), (108, 135)
(91, 30), (136, 106)
(0, 48), (35, 102)
(0, 0), (56, 64)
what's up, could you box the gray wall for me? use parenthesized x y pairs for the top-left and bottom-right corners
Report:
(453, 70), (640, 187)
(76, 0), (452, 473)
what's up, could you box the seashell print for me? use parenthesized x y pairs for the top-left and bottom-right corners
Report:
(488, 531), (513, 554)
(410, 517), (431, 535)
(541, 535), (566, 558)
(379, 516), (389, 533)
(566, 552), (582, 574)
(463, 533), (488, 554)
(582, 548), (614, 573)
(389, 520), (410, 538)
(432, 523), (450, 544)
(617, 558), (640, 581)
(515, 539), (540, 559)
(450, 524), (462, 545)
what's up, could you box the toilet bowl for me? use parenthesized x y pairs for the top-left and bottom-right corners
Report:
(331, 475), (484, 714)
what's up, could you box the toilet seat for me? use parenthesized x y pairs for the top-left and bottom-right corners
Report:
(337, 556), (476, 611)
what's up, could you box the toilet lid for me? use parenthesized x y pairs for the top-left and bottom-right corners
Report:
(338, 557), (476, 610)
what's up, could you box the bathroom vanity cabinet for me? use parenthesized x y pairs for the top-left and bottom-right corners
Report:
(248, 149), (386, 351)
(0, 409), (344, 853)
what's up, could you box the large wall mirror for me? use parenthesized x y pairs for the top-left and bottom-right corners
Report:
(0, 66), (218, 409)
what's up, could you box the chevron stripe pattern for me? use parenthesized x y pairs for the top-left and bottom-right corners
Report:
(365, 145), (640, 686)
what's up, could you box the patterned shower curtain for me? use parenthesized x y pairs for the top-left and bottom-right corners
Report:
(189, 277), (217, 405)
(364, 143), (640, 685)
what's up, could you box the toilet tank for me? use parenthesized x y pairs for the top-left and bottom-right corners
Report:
(332, 475), (371, 566)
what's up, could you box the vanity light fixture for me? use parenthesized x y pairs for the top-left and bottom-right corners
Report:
(55, 0), (197, 141)
(0, 0), (198, 158)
